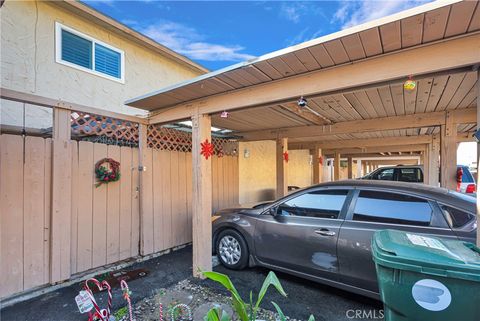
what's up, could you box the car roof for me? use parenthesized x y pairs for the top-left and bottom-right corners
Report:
(371, 165), (423, 169)
(307, 180), (475, 211)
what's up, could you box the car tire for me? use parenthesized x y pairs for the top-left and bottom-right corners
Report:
(216, 229), (249, 270)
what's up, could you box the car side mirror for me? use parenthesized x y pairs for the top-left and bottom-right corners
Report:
(268, 207), (277, 216)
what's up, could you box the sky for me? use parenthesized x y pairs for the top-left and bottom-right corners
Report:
(85, 0), (432, 71)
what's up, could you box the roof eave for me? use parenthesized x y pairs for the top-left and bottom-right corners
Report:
(124, 0), (463, 107)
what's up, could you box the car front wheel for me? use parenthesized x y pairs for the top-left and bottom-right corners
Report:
(216, 229), (248, 270)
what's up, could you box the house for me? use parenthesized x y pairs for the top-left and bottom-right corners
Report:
(0, 0), (206, 127)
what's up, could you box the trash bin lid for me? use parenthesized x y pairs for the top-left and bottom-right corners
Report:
(372, 229), (480, 282)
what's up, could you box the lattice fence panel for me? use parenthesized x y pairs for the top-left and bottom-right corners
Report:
(148, 125), (238, 156)
(71, 111), (139, 147)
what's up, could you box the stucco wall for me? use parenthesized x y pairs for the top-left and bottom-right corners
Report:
(0, 0), (202, 116)
(238, 141), (312, 205)
(288, 149), (312, 188)
(238, 141), (276, 205)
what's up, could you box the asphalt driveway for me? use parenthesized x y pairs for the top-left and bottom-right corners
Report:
(0, 246), (383, 321)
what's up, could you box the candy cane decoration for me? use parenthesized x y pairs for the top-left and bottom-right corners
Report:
(120, 280), (134, 321)
(171, 304), (192, 321)
(159, 301), (163, 321)
(84, 278), (113, 321)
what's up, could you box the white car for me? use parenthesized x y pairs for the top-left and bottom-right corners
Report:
(362, 165), (476, 194)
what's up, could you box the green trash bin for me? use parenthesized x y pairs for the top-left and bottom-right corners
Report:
(372, 229), (480, 321)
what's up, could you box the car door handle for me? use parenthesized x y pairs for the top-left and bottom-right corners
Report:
(314, 229), (336, 237)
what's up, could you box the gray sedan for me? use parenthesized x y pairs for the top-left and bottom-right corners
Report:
(212, 180), (476, 299)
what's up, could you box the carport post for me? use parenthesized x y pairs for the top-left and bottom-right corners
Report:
(311, 146), (323, 184)
(347, 157), (353, 179)
(191, 113), (212, 278)
(334, 152), (340, 181)
(276, 137), (288, 198)
(440, 111), (457, 190)
(429, 135), (440, 186)
(423, 145), (430, 184)
(476, 69), (479, 247)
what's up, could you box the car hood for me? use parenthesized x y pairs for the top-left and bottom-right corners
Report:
(215, 205), (267, 217)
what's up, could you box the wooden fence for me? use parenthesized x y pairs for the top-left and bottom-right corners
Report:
(0, 135), (52, 298)
(0, 134), (239, 299)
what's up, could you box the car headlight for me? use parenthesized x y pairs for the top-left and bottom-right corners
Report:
(211, 215), (221, 222)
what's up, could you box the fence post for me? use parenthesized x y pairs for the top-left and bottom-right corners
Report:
(50, 107), (72, 283)
(138, 124), (150, 255)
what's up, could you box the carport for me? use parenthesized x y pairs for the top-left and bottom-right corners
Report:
(126, 0), (480, 275)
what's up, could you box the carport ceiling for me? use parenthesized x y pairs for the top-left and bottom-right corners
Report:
(211, 70), (478, 135)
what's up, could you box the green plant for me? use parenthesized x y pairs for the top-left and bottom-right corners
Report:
(271, 302), (315, 321)
(203, 271), (287, 321)
(114, 306), (128, 320)
(204, 307), (231, 321)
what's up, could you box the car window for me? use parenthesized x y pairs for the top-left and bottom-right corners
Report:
(440, 205), (474, 228)
(277, 190), (348, 219)
(372, 168), (394, 181)
(353, 190), (432, 226)
(459, 166), (475, 183)
(398, 168), (423, 182)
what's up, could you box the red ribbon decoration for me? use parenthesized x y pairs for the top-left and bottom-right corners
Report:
(283, 151), (289, 163)
(200, 139), (214, 160)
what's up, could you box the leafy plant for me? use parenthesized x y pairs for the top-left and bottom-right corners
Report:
(271, 302), (315, 321)
(203, 271), (287, 321)
(114, 306), (128, 320)
(204, 307), (231, 321)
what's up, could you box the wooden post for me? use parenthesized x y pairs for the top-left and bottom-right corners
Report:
(430, 135), (440, 186)
(362, 161), (367, 176)
(347, 157), (353, 179)
(476, 69), (479, 247)
(50, 107), (72, 283)
(137, 124), (151, 255)
(356, 160), (362, 178)
(423, 145), (430, 184)
(334, 152), (340, 181)
(440, 111), (457, 190)
(276, 137), (288, 198)
(191, 113), (212, 277)
(311, 146), (322, 184)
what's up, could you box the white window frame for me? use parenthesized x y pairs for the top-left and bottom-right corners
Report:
(55, 22), (125, 83)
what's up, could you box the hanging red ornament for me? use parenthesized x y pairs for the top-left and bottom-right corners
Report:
(319, 156), (323, 166)
(200, 139), (214, 160)
(283, 151), (289, 163)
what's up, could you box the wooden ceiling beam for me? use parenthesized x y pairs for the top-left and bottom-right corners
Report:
(289, 135), (432, 150)
(241, 108), (475, 141)
(321, 144), (428, 155)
